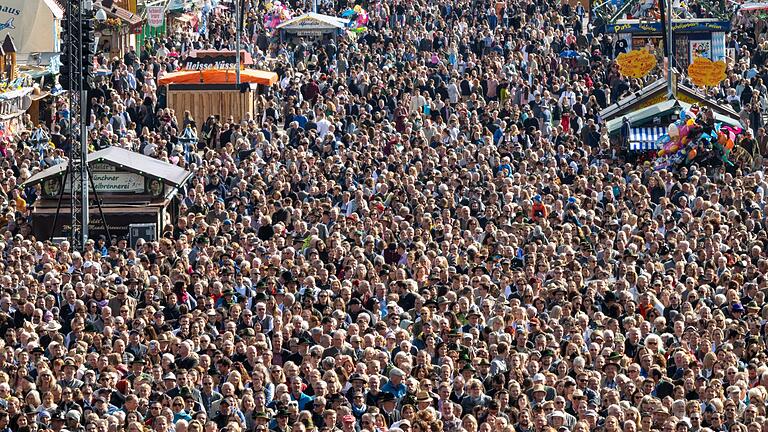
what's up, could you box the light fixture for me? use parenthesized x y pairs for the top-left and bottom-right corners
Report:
(95, 8), (108, 22)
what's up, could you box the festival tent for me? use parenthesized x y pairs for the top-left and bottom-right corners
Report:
(0, 0), (63, 55)
(158, 69), (279, 86)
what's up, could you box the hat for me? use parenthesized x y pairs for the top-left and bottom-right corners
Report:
(378, 392), (396, 403)
(732, 303), (745, 312)
(416, 391), (433, 403)
(63, 358), (77, 368)
(276, 409), (290, 418)
(66, 410), (81, 421)
(349, 373), (367, 383)
(532, 384), (547, 394)
(584, 410), (598, 418)
(572, 389), (586, 399)
(653, 406), (670, 415)
(162, 372), (176, 381)
(43, 321), (62, 331)
(342, 415), (356, 423)
(389, 368), (405, 377)
(603, 352), (623, 370)
(253, 412), (270, 420)
(550, 411), (566, 419)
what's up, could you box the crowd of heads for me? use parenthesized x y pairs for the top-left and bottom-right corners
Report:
(3, 1), (768, 432)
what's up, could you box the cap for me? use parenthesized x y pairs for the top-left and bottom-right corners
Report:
(162, 372), (176, 381)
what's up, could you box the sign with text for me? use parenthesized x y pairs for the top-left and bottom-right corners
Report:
(65, 172), (145, 193)
(687, 56), (726, 88)
(616, 49), (657, 78)
(182, 54), (243, 71)
(147, 6), (165, 28)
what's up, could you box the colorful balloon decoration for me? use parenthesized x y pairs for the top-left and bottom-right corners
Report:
(341, 5), (369, 34)
(264, 1), (293, 31)
(653, 111), (745, 171)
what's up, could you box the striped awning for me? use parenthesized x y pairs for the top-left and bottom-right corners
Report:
(628, 127), (666, 151)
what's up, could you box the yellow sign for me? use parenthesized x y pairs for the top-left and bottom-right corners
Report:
(616, 49), (658, 79)
(687, 56), (726, 88)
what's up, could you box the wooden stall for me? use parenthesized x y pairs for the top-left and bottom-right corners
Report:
(159, 68), (278, 127)
(166, 84), (254, 127)
(21, 146), (192, 240)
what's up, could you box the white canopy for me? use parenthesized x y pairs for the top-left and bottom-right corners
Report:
(277, 13), (348, 32)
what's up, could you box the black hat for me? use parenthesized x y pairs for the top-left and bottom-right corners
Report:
(378, 392), (396, 403)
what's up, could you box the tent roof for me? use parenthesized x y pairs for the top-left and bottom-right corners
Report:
(43, 0), (64, 19)
(158, 68), (278, 86)
(23, 147), (192, 188)
(600, 78), (739, 121)
(105, 4), (144, 26)
(277, 12), (348, 30)
(2, 35), (16, 54)
(606, 100), (742, 134)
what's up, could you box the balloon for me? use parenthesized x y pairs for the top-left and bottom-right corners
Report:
(686, 119), (695, 126)
(354, 5), (362, 13)
(688, 149), (697, 160)
(353, 26), (367, 33)
(728, 131), (736, 142)
(668, 124), (679, 138)
(725, 139), (734, 150)
(680, 125), (689, 137)
(680, 111), (688, 120)
(669, 144), (679, 153)
(681, 136), (689, 145)
(718, 132), (727, 145)
(341, 8), (355, 16)
(658, 149), (666, 157)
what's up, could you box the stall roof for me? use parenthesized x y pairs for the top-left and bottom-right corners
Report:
(23, 147), (192, 188)
(606, 100), (742, 134)
(277, 13), (349, 31)
(105, 5), (144, 26)
(600, 78), (739, 122)
(158, 68), (278, 86)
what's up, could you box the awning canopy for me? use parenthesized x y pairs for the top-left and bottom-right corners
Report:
(739, 2), (768, 11)
(628, 127), (667, 151)
(277, 13), (349, 32)
(158, 69), (279, 86)
(104, 5), (144, 26)
(23, 146), (192, 188)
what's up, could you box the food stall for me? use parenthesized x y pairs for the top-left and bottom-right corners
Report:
(159, 68), (278, 128)
(277, 13), (348, 44)
(22, 146), (192, 240)
(97, 4), (145, 58)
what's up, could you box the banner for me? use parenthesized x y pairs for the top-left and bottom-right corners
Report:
(616, 49), (657, 78)
(687, 56), (726, 87)
(147, 6), (164, 28)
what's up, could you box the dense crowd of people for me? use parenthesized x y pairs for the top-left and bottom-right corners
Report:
(3, 0), (768, 432)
